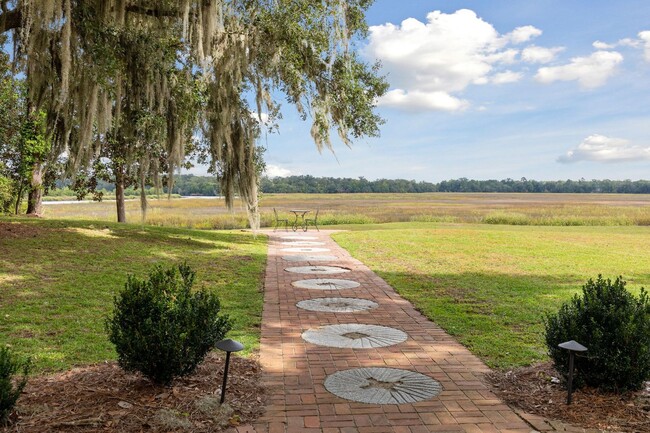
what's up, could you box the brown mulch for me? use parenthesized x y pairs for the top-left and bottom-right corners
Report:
(1, 353), (265, 433)
(486, 362), (650, 432)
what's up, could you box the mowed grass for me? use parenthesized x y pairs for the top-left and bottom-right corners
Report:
(42, 192), (650, 229)
(0, 218), (267, 372)
(333, 223), (650, 369)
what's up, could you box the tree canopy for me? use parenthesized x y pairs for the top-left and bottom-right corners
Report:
(0, 0), (387, 225)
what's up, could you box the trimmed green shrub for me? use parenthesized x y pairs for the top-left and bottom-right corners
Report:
(0, 347), (30, 425)
(544, 275), (650, 392)
(106, 263), (231, 385)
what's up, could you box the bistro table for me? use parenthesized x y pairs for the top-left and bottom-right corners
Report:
(289, 209), (310, 232)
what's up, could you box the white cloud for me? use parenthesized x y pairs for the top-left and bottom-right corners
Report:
(521, 45), (565, 64)
(558, 134), (650, 163)
(264, 164), (292, 178)
(491, 70), (523, 84)
(639, 31), (650, 61)
(366, 9), (536, 112)
(592, 40), (614, 50)
(379, 89), (469, 111)
(250, 112), (270, 125)
(505, 25), (543, 44)
(535, 51), (623, 89)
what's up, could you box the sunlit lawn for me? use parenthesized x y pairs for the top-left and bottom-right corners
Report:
(333, 223), (650, 369)
(0, 218), (267, 372)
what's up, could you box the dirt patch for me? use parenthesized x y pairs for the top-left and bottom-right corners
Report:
(0, 222), (45, 239)
(2, 353), (265, 432)
(486, 362), (650, 432)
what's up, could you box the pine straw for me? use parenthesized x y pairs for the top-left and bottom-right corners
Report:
(2, 353), (265, 432)
(486, 362), (650, 432)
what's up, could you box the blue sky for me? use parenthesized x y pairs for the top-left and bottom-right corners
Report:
(206, 1), (650, 181)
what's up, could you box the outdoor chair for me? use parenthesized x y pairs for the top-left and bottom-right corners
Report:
(304, 208), (319, 232)
(273, 208), (289, 232)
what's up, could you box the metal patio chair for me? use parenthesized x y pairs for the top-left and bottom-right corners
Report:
(304, 208), (319, 232)
(273, 208), (289, 232)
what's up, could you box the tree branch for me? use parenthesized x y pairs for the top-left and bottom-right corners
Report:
(0, 8), (21, 33)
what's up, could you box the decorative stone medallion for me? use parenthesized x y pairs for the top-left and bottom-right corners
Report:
(281, 241), (325, 246)
(301, 324), (407, 349)
(281, 235), (319, 240)
(285, 266), (350, 275)
(282, 247), (330, 253)
(324, 367), (443, 404)
(292, 279), (360, 290)
(296, 297), (378, 313)
(282, 255), (338, 262)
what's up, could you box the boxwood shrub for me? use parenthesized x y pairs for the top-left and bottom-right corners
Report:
(106, 263), (231, 385)
(544, 275), (650, 392)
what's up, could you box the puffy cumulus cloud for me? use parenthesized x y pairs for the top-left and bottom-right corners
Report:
(639, 31), (650, 61)
(535, 51), (623, 89)
(379, 89), (469, 111)
(366, 9), (540, 112)
(264, 164), (292, 178)
(490, 70), (523, 84)
(521, 45), (565, 64)
(558, 134), (650, 163)
(505, 25), (543, 44)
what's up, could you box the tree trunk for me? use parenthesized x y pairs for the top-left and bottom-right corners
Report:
(26, 161), (44, 216)
(115, 165), (127, 223)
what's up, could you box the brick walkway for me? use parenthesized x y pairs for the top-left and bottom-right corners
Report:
(240, 230), (592, 433)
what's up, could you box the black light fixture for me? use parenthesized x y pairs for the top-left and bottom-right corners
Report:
(558, 340), (587, 405)
(215, 338), (245, 404)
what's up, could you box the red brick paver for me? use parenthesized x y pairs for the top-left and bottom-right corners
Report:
(256, 230), (535, 433)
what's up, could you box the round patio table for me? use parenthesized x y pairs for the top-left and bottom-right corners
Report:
(289, 209), (310, 231)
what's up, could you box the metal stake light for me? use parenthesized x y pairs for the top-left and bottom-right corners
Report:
(215, 339), (245, 404)
(558, 340), (588, 405)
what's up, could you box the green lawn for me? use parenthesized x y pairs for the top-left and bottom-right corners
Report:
(333, 222), (650, 369)
(0, 218), (267, 372)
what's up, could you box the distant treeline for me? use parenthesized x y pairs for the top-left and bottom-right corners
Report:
(53, 175), (650, 197)
(261, 176), (650, 194)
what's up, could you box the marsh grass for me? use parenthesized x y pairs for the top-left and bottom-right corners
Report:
(333, 223), (650, 369)
(42, 193), (650, 229)
(0, 218), (266, 372)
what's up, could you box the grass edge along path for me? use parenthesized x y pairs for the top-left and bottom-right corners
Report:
(0, 218), (267, 373)
(333, 222), (650, 369)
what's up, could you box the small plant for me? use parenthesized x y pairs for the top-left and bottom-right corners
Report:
(544, 275), (650, 392)
(106, 263), (231, 385)
(0, 347), (30, 425)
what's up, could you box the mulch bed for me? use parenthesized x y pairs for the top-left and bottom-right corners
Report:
(486, 362), (650, 432)
(2, 353), (265, 432)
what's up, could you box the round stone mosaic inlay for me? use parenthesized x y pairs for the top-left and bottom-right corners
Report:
(302, 324), (407, 349)
(296, 297), (378, 313)
(292, 279), (360, 290)
(281, 235), (318, 240)
(285, 266), (350, 275)
(281, 241), (325, 246)
(324, 367), (443, 404)
(282, 247), (330, 253)
(282, 255), (338, 262)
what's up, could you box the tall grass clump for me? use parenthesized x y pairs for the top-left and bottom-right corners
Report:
(544, 275), (650, 392)
(0, 347), (30, 425)
(106, 263), (231, 385)
(409, 214), (459, 223)
(482, 212), (530, 225)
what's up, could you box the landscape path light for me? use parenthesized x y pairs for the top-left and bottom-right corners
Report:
(215, 338), (244, 404)
(558, 340), (588, 405)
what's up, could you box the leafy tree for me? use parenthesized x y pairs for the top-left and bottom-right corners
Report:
(1, 1), (388, 226)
